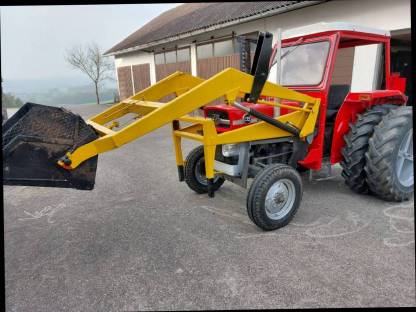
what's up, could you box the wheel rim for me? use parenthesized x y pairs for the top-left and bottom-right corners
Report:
(194, 157), (220, 186)
(396, 129), (413, 187)
(265, 178), (296, 220)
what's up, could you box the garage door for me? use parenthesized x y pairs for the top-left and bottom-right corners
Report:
(117, 66), (133, 100)
(197, 54), (240, 79)
(196, 39), (242, 105)
(196, 39), (240, 80)
(154, 48), (191, 102)
(155, 61), (191, 81)
(155, 48), (191, 81)
(117, 63), (151, 100)
(132, 63), (151, 93)
(196, 34), (258, 79)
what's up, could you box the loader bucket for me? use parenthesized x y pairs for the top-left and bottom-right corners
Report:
(3, 103), (98, 190)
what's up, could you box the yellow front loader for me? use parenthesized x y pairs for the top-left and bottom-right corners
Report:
(3, 32), (320, 230)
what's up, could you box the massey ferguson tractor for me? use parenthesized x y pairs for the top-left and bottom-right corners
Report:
(3, 22), (413, 231)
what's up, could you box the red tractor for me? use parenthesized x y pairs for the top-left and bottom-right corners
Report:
(3, 23), (412, 231)
(198, 22), (412, 207)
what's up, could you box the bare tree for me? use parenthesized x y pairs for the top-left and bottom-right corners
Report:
(65, 42), (114, 105)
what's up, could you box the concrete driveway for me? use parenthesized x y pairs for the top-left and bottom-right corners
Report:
(4, 104), (415, 311)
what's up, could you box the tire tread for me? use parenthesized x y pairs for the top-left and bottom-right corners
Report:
(365, 106), (413, 201)
(340, 104), (397, 193)
(247, 164), (302, 231)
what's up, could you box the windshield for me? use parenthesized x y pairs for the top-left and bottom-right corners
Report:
(281, 40), (330, 86)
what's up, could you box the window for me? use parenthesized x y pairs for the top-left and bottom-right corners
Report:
(177, 48), (190, 62)
(165, 50), (177, 64)
(155, 48), (190, 64)
(197, 39), (237, 59)
(155, 53), (165, 65)
(197, 44), (213, 59)
(214, 40), (234, 57)
(281, 40), (330, 86)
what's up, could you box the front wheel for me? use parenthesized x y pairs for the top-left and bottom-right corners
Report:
(247, 164), (302, 231)
(184, 145), (225, 194)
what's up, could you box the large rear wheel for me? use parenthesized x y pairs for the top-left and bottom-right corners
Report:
(365, 106), (413, 201)
(340, 104), (397, 193)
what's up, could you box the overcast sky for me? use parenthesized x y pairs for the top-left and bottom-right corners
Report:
(0, 4), (181, 81)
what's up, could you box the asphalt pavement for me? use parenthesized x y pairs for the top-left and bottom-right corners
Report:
(4, 104), (415, 311)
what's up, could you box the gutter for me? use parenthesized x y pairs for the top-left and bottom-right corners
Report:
(104, 1), (324, 56)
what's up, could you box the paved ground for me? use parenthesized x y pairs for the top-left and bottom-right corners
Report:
(4, 104), (415, 311)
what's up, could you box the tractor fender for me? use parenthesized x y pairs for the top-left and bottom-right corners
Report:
(329, 90), (407, 164)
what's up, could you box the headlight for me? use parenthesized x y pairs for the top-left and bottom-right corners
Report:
(222, 144), (240, 157)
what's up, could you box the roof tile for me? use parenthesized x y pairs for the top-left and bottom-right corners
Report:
(106, 1), (320, 55)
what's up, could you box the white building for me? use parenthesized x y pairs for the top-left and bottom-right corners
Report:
(104, 0), (411, 102)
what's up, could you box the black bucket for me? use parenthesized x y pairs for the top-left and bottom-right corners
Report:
(3, 103), (99, 190)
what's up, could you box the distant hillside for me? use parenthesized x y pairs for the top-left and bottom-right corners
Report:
(2, 92), (24, 108)
(3, 76), (90, 94)
(3, 76), (116, 93)
(2, 78), (119, 106)
(15, 86), (118, 106)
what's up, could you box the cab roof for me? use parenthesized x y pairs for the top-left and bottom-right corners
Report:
(282, 22), (390, 40)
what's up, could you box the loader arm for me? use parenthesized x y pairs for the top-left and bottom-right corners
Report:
(58, 68), (319, 171)
(3, 68), (319, 190)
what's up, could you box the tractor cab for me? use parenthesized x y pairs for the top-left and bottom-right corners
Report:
(279, 22), (407, 170)
(204, 22), (408, 170)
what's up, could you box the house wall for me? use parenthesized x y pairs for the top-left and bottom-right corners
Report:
(113, 0), (410, 99)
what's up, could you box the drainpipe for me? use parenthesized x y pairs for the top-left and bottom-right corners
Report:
(274, 28), (282, 118)
(190, 43), (198, 76)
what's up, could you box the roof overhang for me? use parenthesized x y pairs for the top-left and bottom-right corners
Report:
(104, 1), (322, 56)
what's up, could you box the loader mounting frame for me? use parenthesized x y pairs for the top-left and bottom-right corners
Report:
(56, 69), (320, 196)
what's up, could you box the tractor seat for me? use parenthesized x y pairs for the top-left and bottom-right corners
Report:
(326, 84), (350, 122)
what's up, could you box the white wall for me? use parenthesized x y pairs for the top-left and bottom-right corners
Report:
(350, 44), (381, 92)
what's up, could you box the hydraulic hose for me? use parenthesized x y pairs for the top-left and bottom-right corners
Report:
(232, 102), (300, 137)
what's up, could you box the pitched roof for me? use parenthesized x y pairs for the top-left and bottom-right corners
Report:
(105, 1), (324, 55)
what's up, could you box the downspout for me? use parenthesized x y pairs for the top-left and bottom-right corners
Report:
(274, 28), (282, 117)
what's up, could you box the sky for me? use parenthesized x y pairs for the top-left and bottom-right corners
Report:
(0, 4), (181, 85)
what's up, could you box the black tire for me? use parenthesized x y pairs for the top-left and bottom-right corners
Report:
(247, 164), (302, 231)
(246, 163), (288, 223)
(296, 165), (310, 174)
(340, 104), (398, 193)
(184, 145), (225, 194)
(365, 106), (413, 201)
